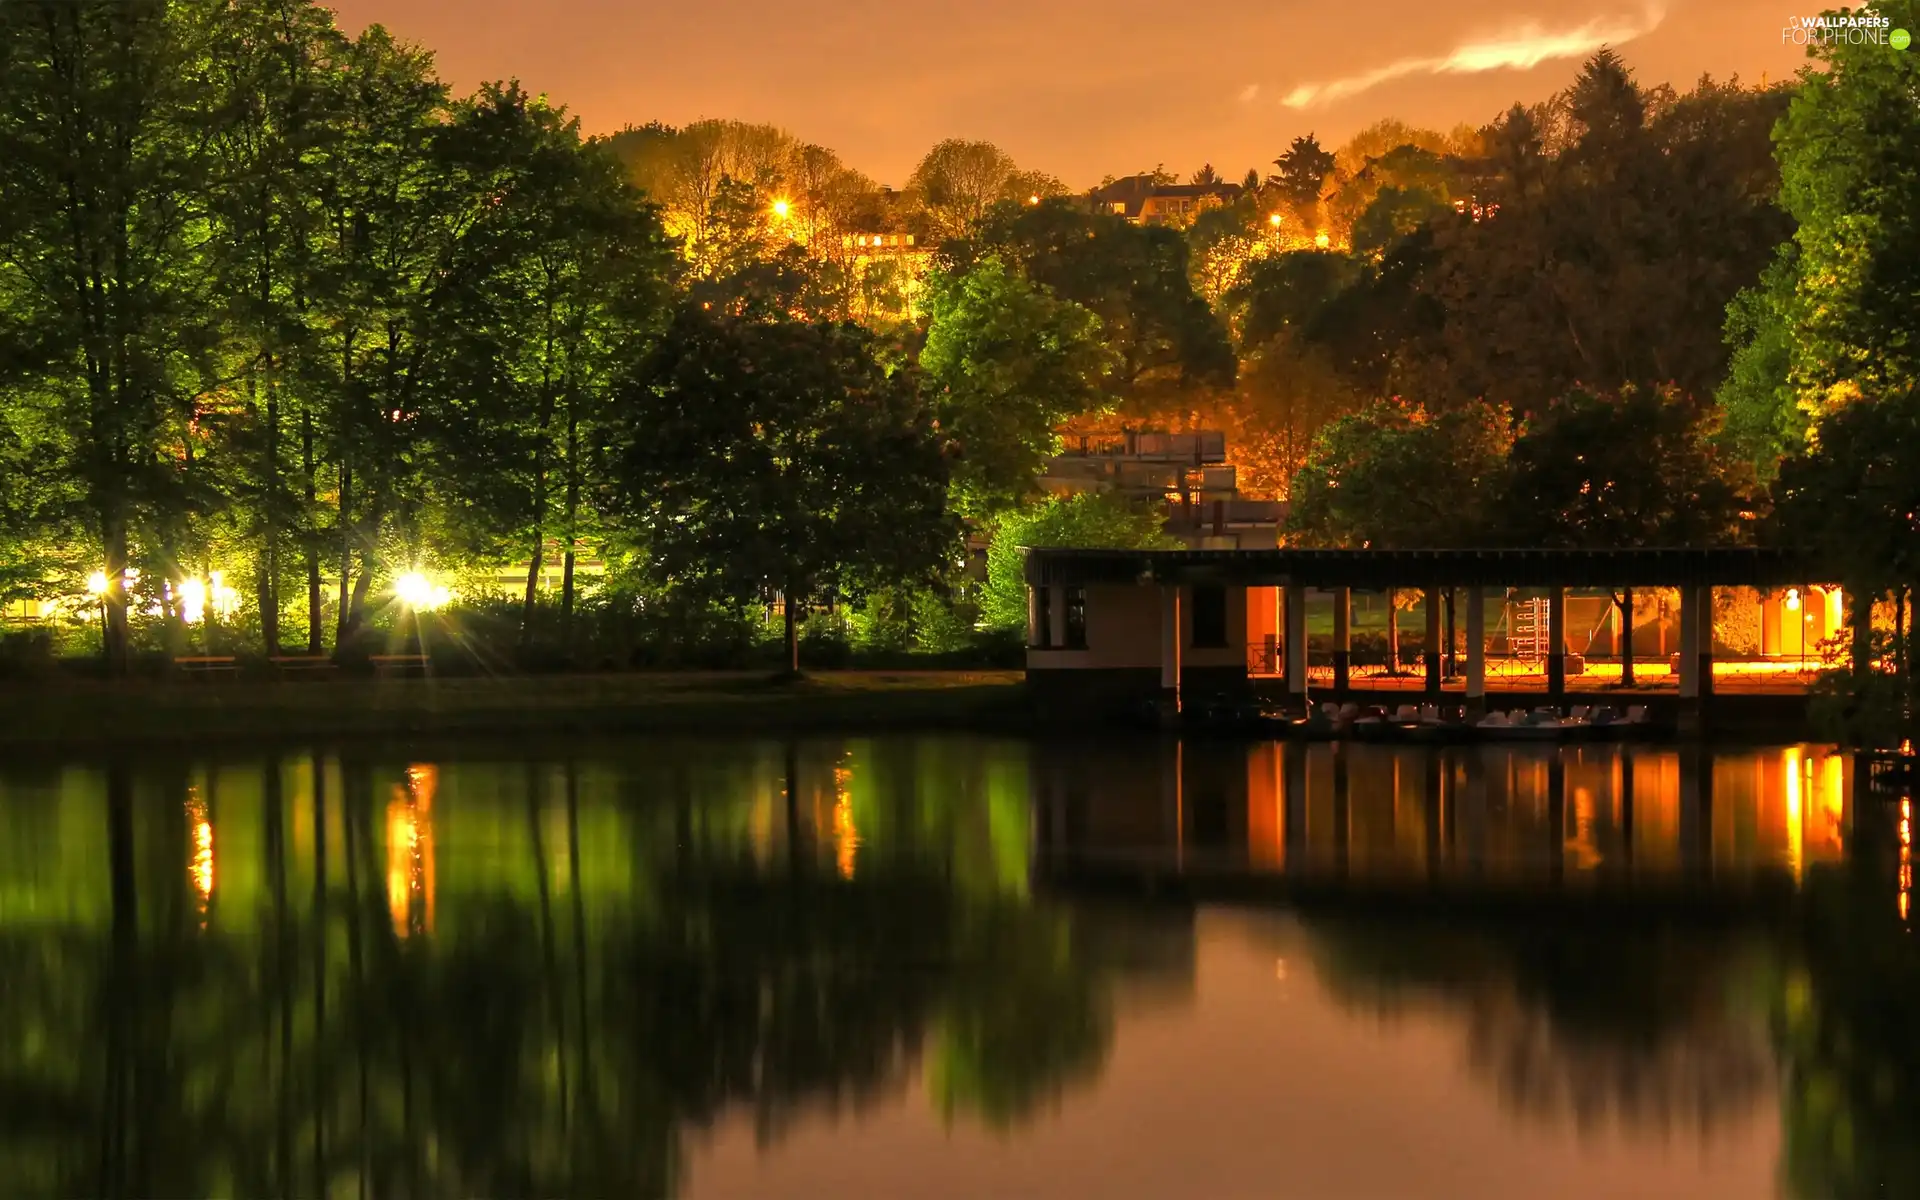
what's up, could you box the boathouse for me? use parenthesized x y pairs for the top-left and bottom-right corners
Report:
(1022, 547), (1834, 722)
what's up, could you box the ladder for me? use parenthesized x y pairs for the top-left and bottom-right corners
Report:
(1510, 597), (1550, 661)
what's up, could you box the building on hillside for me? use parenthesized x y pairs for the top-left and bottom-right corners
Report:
(1040, 430), (1284, 549)
(1087, 177), (1243, 226)
(833, 228), (934, 322)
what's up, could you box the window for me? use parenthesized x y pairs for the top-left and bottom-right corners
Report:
(1064, 587), (1087, 649)
(1191, 585), (1228, 648)
(1031, 586), (1053, 649)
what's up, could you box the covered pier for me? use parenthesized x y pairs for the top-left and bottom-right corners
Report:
(1022, 546), (1832, 726)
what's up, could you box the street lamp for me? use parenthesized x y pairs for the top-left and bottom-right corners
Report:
(1268, 213), (1283, 228)
(770, 198), (791, 220)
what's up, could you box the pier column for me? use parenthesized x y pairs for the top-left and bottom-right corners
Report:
(1619, 586), (1636, 688)
(1466, 587), (1487, 718)
(1285, 582), (1309, 704)
(1331, 587), (1352, 693)
(1159, 584), (1182, 725)
(1424, 586), (1443, 695)
(1695, 586), (1715, 702)
(1678, 584), (1701, 704)
(1546, 585), (1567, 701)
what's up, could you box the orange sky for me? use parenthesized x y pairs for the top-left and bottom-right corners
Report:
(325, 0), (1813, 187)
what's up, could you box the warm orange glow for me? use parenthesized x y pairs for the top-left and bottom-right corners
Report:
(1313, 231), (1331, 248)
(187, 790), (213, 925)
(1784, 746), (1805, 883)
(1028, 194), (1040, 205)
(832, 764), (858, 879)
(1901, 800), (1912, 923)
(1268, 213), (1283, 227)
(770, 197), (791, 219)
(387, 764), (438, 937)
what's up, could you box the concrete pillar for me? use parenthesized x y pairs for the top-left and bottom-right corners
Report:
(1695, 586), (1715, 701)
(1466, 587), (1487, 716)
(1159, 585), (1182, 724)
(1619, 586), (1636, 688)
(1285, 582), (1309, 702)
(1546, 585), (1567, 700)
(1678, 584), (1700, 700)
(1423, 586), (1443, 695)
(1047, 584), (1066, 650)
(1331, 587), (1352, 692)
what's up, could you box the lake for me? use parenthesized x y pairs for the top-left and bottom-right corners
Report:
(0, 737), (1910, 1198)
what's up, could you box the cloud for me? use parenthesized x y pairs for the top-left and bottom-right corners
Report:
(1279, 5), (1666, 108)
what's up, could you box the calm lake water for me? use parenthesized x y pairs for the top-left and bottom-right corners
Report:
(0, 737), (1911, 1198)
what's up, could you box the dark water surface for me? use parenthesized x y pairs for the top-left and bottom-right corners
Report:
(0, 737), (1912, 1198)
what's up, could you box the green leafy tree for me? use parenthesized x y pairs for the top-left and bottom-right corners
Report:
(980, 493), (1176, 631)
(0, 0), (228, 671)
(1288, 397), (1511, 549)
(605, 306), (959, 672)
(1499, 385), (1751, 548)
(1721, 1), (1920, 458)
(961, 204), (1236, 402)
(919, 258), (1115, 519)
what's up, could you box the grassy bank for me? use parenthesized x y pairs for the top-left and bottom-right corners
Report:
(0, 670), (1033, 753)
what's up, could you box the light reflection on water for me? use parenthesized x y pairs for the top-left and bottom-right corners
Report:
(0, 737), (1909, 1199)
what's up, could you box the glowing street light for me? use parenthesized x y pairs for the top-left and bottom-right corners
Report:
(87, 571), (110, 596)
(394, 571), (450, 612)
(770, 197), (791, 220)
(178, 577), (207, 625)
(1028, 194), (1040, 205)
(1314, 231), (1332, 248)
(1268, 213), (1283, 228)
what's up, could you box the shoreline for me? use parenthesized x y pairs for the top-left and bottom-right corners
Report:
(0, 670), (1035, 755)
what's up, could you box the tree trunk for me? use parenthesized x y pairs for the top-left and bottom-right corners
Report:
(258, 363), (281, 656)
(335, 457), (353, 648)
(560, 407), (581, 642)
(520, 533), (543, 652)
(303, 414), (322, 653)
(1850, 587), (1875, 687)
(784, 581), (801, 676)
(1619, 587), (1635, 687)
(102, 513), (131, 676)
(1386, 589), (1400, 673)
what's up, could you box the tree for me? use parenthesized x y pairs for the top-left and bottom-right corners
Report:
(961, 204), (1235, 402)
(1350, 186), (1454, 259)
(1288, 398), (1510, 549)
(980, 493), (1176, 632)
(1770, 386), (1920, 734)
(0, 0), (229, 672)
(918, 258), (1115, 519)
(1268, 134), (1336, 230)
(605, 306), (959, 673)
(1498, 385), (1750, 547)
(1190, 163), (1221, 186)
(908, 140), (1019, 240)
(1720, 4), (1920, 463)
(1229, 249), (1364, 350)
(1413, 64), (1789, 417)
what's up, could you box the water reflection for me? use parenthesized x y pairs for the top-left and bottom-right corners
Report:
(1034, 741), (1852, 891)
(0, 738), (1909, 1198)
